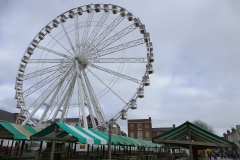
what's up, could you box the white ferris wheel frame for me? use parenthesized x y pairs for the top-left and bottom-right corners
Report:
(15, 3), (154, 130)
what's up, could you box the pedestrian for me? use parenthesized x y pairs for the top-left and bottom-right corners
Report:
(25, 143), (28, 153)
(4, 147), (8, 155)
(207, 151), (212, 160)
(167, 148), (170, 154)
(45, 146), (49, 152)
(222, 151), (226, 159)
(213, 152), (217, 160)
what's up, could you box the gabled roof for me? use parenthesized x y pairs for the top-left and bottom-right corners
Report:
(31, 122), (107, 145)
(152, 121), (235, 149)
(0, 121), (41, 140)
(31, 122), (162, 147)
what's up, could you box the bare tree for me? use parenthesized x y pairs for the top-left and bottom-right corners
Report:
(192, 119), (216, 133)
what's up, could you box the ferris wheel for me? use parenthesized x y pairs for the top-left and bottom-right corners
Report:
(15, 3), (154, 129)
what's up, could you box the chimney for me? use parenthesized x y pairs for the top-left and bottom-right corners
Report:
(227, 130), (230, 134)
(173, 124), (175, 128)
(236, 125), (240, 130)
(231, 127), (236, 132)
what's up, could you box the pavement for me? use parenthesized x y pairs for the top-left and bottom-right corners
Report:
(177, 157), (240, 160)
(0, 152), (35, 159)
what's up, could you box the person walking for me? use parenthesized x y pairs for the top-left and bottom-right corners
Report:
(213, 152), (217, 160)
(207, 151), (212, 160)
(222, 151), (226, 159)
(25, 143), (28, 153)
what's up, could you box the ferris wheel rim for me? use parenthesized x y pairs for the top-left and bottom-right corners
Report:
(15, 3), (153, 128)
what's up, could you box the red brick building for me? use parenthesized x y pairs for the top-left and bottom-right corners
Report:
(127, 117), (152, 141)
(152, 124), (175, 138)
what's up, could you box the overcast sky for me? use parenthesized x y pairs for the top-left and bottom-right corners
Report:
(1, 0), (240, 136)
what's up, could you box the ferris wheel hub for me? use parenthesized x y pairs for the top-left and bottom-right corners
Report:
(76, 55), (88, 69)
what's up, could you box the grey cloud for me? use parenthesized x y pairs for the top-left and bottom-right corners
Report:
(0, 0), (240, 136)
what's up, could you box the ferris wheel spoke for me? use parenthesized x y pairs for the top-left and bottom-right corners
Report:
(25, 66), (75, 110)
(74, 14), (80, 56)
(75, 60), (88, 128)
(87, 12), (110, 48)
(82, 70), (107, 126)
(23, 64), (74, 98)
(23, 63), (70, 80)
(23, 70), (61, 98)
(86, 67), (127, 104)
(52, 73), (77, 122)
(94, 24), (137, 52)
(89, 63), (142, 84)
(80, 73), (97, 128)
(36, 78), (65, 127)
(89, 38), (145, 58)
(61, 22), (77, 56)
(36, 45), (72, 59)
(28, 59), (74, 63)
(34, 69), (76, 125)
(89, 57), (148, 63)
(60, 74), (76, 122)
(49, 69), (76, 108)
(48, 33), (75, 57)
(80, 12), (110, 56)
(83, 15), (125, 56)
(21, 64), (74, 125)
(79, 12), (94, 55)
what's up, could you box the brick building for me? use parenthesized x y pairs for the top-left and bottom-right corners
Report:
(86, 115), (98, 129)
(152, 124), (175, 138)
(127, 117), (152, 141)
(0, 108), (31, 125)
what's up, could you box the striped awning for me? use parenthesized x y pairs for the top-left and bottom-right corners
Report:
(30, 122), (161, 147)
(31, 122), (107, 145)
(152, 121), (235, 149)
(90, 129), (162, 147)
(89, 129), (118, 145)
(0, 121), (41, 140)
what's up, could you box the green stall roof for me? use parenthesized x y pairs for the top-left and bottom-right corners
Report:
(0, 122), (41, 140)
(153, 121), (235, 149)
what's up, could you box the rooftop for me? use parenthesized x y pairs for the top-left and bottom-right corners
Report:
(0, 108), (16, 123)
(152, 127), (173, 132)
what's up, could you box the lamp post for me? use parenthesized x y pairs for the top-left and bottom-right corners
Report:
(108, 119), (114, 160)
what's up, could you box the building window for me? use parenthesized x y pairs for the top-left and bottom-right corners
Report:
(137, 124), (142, 129)
(138, 131), (142, 138)
(145, 124), (149, 128)
(130, 132), (134, 138)
(146, 131), (150, 138)
(130, 124), (134, 129)
(157, 132), (161, 135)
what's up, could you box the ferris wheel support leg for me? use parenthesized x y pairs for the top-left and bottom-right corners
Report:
(59, 77), (75, 123)
(52, 74), (77, 122)
(22, 64), (74, 126)
(83, 76), (100, 125)
(82, 70), (107, 130)
(82, 71), (102, 123)
(80, 76), (96, 129)
(75, 61), (88, 128)
(36, 80), (64, 127)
